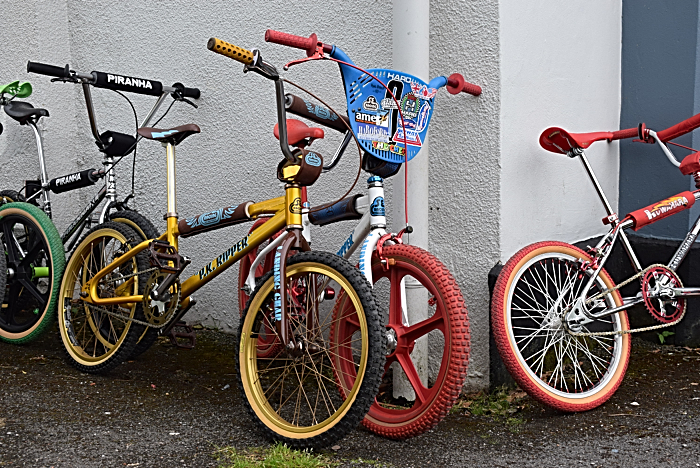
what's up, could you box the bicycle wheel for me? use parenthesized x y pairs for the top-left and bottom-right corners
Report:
(0, 202), (65, 344)
(491, 241), (631, 412)
(0, 190), (26, 205)
(109, 209), (162, 359)
(237, 218), (284, 358)
(57, 221), (148, 373)
(238, 251), (385, 450)
(329, 244), (469, 439)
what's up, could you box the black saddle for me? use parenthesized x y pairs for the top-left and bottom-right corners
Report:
(137, 124), (200, 146)
(3, 101), (49, 125)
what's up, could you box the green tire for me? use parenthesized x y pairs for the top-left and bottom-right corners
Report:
(0, 202), (66, 343)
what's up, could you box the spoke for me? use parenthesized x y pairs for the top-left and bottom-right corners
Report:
(402, 313), (445, 343)
(396, 352), (427, 403)
(18, 279), (47, 304)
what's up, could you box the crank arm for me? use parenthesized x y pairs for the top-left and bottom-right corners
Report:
(670, 287), (700, 298)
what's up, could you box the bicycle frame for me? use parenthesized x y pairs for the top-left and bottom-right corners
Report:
(22, 84), (175, 251)
(561, 140), (700, 328)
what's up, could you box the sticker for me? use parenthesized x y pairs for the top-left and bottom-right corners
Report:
(400, 94), (420, 119)
(305, 151), (322, 167)
(381, 97), (398, 110)
(355, 110), (389, 127)
(414, 102), (431, 132)
(370, 197), (385, 217)
(337, 233), (354, 257)
(372, 141), (406, 156)
(197, 234), (250, 280)
(290, 197), (302, 214)
(185, 205), (238, 229)
(410, 82), (437, 100)
(644, 196), (690, 220)
(362, 96), (380, 111)
(356, 123), (390, 142)
(392, 128), (423, 147)
(274, 248), (282, 321)
(303, 99), (338, 122)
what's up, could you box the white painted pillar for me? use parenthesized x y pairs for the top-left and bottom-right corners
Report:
(392, 0), (430, 399)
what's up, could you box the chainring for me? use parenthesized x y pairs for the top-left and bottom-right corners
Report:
(641, 266), (685, 323)
(143, 272), (181, 327)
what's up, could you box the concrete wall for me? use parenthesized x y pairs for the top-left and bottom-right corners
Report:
(1, 1), (501, 388)
(500, 0), (622, 259)
(619, 0), (700, 239)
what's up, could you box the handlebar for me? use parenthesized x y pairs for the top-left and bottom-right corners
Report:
(609, 127), (638, 141)
(207, 38), (254, 65)
(446, 73), (482, 96)
(264, 29), (333, 56)
(27, 61), (200, 99)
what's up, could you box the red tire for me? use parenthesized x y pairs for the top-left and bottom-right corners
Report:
(237, 218), (283, 358)
(491, 241), (631, 412)
(329, 244), (469, 439)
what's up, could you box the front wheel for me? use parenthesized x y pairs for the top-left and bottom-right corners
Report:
(0, 202), (65, 344)
(57, 222), (149, 374)
(238, 251), (385, 450)
(491, 241), (631, 412)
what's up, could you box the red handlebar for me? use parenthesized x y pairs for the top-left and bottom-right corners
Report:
(264, 29), (332, 57)
(609, 127), (638, 141)
(656, 113), (700, 143)
(446, 73), (481, 96)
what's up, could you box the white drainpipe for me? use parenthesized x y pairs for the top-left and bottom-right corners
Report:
(392, 0), (430, 399)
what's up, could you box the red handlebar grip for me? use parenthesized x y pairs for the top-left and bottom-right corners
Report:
(610, 127), (638, 140)
(265, 29), (318, 57)
(446, 73), (481, 96)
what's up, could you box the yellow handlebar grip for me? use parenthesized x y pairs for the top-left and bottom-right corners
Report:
(207, 37), (254, 65)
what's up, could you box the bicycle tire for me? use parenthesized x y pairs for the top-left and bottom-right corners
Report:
(329, 244), (469, 439)
(491, 241), (631, 412)
(0, 202), (65, 344)
(108, 209), (162, 359)
(237, 251), (385, 450)
(57, 221), (148, 374)
(0, 190), (26, 205)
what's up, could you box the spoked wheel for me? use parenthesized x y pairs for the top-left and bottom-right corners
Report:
(238, 251), (385, 450)
(237, 217), (283, 358)
(329, 244), (469, 439)
(108, 209), (162, 359)
(57, 222), (148, 374)
(491, 241), (631, 412)
(0, 202), (65, 343)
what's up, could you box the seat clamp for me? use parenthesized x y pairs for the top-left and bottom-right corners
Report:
(163, 212), (178, 220)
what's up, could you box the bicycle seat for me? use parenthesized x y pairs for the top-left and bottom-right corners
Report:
(3, 101), (49, 125)
(274, 119), (324, 148)
(539, 127), (613, 154)
(137, 124), (200, 146)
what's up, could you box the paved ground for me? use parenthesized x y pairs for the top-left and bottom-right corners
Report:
(1, 329), (699, 467)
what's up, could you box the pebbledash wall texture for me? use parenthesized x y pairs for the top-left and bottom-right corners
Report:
(0, 0), (623, 390)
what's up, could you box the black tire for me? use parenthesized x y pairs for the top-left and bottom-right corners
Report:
(57, 221), (149, 374)
(108, 209), (162, 358)
(0, 190), (26, 205)
(0, 202), (66, 343)
(237, 251), (385, 450)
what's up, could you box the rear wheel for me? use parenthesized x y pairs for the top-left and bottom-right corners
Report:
(330, 244), (470, 439)
(238, 251), (385, 450)
(108, 209), (161, 359)
(57, 222), (148, 374)
(491, 241), (631, 412)
(0, 202), (65, 344)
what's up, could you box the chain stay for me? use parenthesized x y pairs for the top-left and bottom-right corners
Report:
(570, 263), (686, 337)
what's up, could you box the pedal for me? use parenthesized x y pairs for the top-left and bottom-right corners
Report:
(148, 239), (187, 273)
(167, 321), (196, 349)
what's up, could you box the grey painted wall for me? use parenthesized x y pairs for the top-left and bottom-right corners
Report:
(1, 0), (500, 390)
(620, 0), (699, 239)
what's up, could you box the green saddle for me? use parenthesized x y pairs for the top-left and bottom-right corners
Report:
(0, 80), (32, 98)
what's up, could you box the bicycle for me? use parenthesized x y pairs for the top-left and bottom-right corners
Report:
(492, 115), (700, 412)
(56, 38), (385, 450)
(237, 29), (481, 439)
(0, 64), (199, 347)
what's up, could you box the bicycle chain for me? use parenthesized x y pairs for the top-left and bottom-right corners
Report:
(102, 266), (159, 284)
(569, 263), (686, 337)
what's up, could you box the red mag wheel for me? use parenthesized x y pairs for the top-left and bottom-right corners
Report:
(641, 266), (685, 323)
(329, 244), (469, 439)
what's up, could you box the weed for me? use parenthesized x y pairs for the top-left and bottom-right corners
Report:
(214, 443), (338, 468)
(657, 330), (675, 344)
(454, 386), (529, 431)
